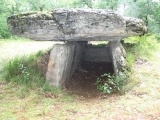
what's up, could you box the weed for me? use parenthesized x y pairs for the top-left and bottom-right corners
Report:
(95, 73), (127, 94)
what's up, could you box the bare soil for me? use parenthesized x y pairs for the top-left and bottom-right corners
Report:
(66, 61), (114, 99)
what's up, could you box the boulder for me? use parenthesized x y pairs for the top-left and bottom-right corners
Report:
(7, 9), (146, 41)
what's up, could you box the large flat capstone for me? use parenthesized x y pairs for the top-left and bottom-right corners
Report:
(8, 9), (146, 41)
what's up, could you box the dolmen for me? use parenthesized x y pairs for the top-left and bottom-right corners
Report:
(7, 9), (146, 88)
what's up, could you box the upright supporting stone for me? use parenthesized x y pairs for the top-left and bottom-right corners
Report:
(46, 44), (75, 87)
(108, 41), (126, 76)
(84, 45), (111, 62)
(46, 42), (86, 88)
(68, 41), (87, 78)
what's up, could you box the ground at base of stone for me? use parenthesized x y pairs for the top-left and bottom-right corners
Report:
(66, 61), (114, 99)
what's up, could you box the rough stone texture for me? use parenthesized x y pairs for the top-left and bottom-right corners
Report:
(46, 42), (86, 87)
(67, 41), (87, 78)
(108, 41), (126, 76)
(8, 9), (146, 41)
(84, 45), (111, 62)
(7, 8), (147, 88)
(46, 44), (75, 87)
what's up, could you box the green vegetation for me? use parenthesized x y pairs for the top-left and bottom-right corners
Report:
(1, 49), (63, 95)
(2, 52), (43, 86)
(0, 15), (11, 38)
(124, 34), (159, 62)
(95, 73), (126, 94)
(95, 34), (160, 94)
(92, 43), (108, 47)
(123, 34), (160, 91)
(125, 0), (160, 33)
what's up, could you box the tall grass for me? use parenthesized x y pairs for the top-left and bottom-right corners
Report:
(0, 49), (64, 98)
(119, 34), (160, 93)
(1, 51), (45, 88)
(124, 34), (159, 65)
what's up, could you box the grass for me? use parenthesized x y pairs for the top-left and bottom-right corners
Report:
(124, 34), (159, 60)
(2, 53), (44, 85)
(0, 36), (160, 119)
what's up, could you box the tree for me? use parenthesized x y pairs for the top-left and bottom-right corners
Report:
(124, 0), (160, 32)
(27, 0), (52, 11)
(50, 0), (76, 9)
(73, 0), (93, 8)
(0, 0), (21, 38)
(0, 0), (28, 15)
(95, 0), (119, 10)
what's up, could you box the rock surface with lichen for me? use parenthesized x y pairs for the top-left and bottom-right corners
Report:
(7, 9), (146, 41)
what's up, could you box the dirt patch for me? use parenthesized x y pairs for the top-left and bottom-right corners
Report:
(135, 58), (150, 65)
(66, 61), (114, 99)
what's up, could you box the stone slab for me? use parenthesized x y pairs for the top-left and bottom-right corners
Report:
(108, 41), (126, 76)
(68, 41), (87, 78)
(84, 45), (111, 62)
(46, 42), (86, 87)
(46, 44), (75, 87)
(8, 9), (146, 41)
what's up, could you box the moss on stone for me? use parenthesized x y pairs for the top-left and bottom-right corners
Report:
(12, 12), (53, 20)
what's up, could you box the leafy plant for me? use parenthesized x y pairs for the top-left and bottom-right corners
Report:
(95, 73), (126, 94)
